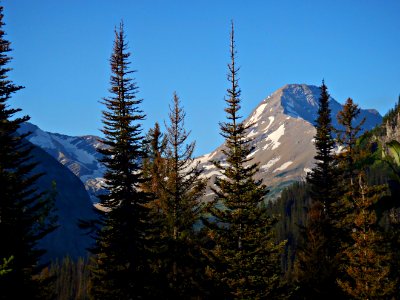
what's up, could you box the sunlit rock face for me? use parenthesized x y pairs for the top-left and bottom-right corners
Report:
(195, 84), (382, 200)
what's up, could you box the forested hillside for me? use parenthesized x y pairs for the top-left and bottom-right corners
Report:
(271, 100), (400, 298)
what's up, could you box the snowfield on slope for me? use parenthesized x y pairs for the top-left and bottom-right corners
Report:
(263, 124), (285, 150)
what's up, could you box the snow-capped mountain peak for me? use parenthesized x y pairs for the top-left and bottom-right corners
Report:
(196, 83), (382, 199)
(18, 123), (106, 203)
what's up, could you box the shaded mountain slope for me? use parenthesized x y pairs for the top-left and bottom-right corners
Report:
(30, 143), (96, 261)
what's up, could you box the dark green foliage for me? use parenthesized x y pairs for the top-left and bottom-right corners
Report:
(375, 106), (400, 296)
(204, 22), (285, 299)
(140, 122), (170, 298)
(366, 95), (400, 138)
(293, 201), (335, 299)
(89, 22), (153, 299)
(382, 95), (400, 128)
(332, 98), (369, 295)
(270, 182), (310, 279)
(0, 5), (56, 299)
(142, 122), (167, 204)
(295, 81), (343, 299)
(336, 98), (365, 185)
(152, 93), (207, 298)
(306, 81), (339, 213)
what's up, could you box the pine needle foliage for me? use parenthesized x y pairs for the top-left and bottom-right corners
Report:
(163, 93), (205, 242)
(204, 22), (285, 299)
(307, 81), (339, 214)
(336, 98), (366, 187)
(293, 201), (333, 299)
(89, 22), (153, 299)
(337, 174), (395, 299)
(0, 5), (56, 299)
(295, 81), (343, 299)
(142, 122), (167, 207)
(156, 93), (207, 298)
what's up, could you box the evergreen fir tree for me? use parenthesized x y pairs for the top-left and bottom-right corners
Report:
(337, 173), (395, 299)
(0, 5), (56, 299)
(204, 22), (285, 299)
(271, 181), (311, 281)
(142, 122), (167, 206)
(157, 93), (206, 298)
(336, 98), (365, 187)
(334, 98), (367, 287)
(293, 201), (333, 299)
(306, 81), (338, 214)
(89, 22), (152, 299)
(295, 81), (343, 299)
(140, 122), (170, 298)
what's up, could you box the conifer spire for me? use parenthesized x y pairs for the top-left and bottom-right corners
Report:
(204, 21), (284, 299)
(89, 22), (152, 299)
(295, 81), (343, 299)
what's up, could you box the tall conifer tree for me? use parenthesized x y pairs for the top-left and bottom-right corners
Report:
(90, 22), (152, 299)
(336, 98), (365, 187)
(294, 201), (333, 299)
(334, 98), (366, 282)
(156, 93), (206, 298)
(139, 123), (172, 298)
(295, 81), (342, 299)
(0, 5), (56, 299)
(307, 81), (338, 214)
(204, 22), (284, 299)
(337, 174), (395, 299)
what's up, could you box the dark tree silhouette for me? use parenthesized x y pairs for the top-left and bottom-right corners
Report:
(89, 22), (153, 299)
(204, 22), (284, 299)
(0, 5), (56, 299)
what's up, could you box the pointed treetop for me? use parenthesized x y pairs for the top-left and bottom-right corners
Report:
(229, 20), (238, 72)
(230, 20), (235, 52)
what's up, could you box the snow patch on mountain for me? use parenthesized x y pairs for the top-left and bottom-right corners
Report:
(247, 148), (260, 158)
(204, 163), (216, 171)
(206, 170), (222, 178)
(264, 116), (274, 132)
(51, 134), (96, 164)
(248, 102), (268, 125)
(260, 156), (281, 172)
(274, 161), (293, 173)
(264, 124), (285, 150)
(248, 128), (258, 138)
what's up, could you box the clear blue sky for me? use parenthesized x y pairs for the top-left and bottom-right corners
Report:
(3, 0), (400, 156)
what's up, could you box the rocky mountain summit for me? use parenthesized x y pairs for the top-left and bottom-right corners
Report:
(195, 84), (382, 198)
